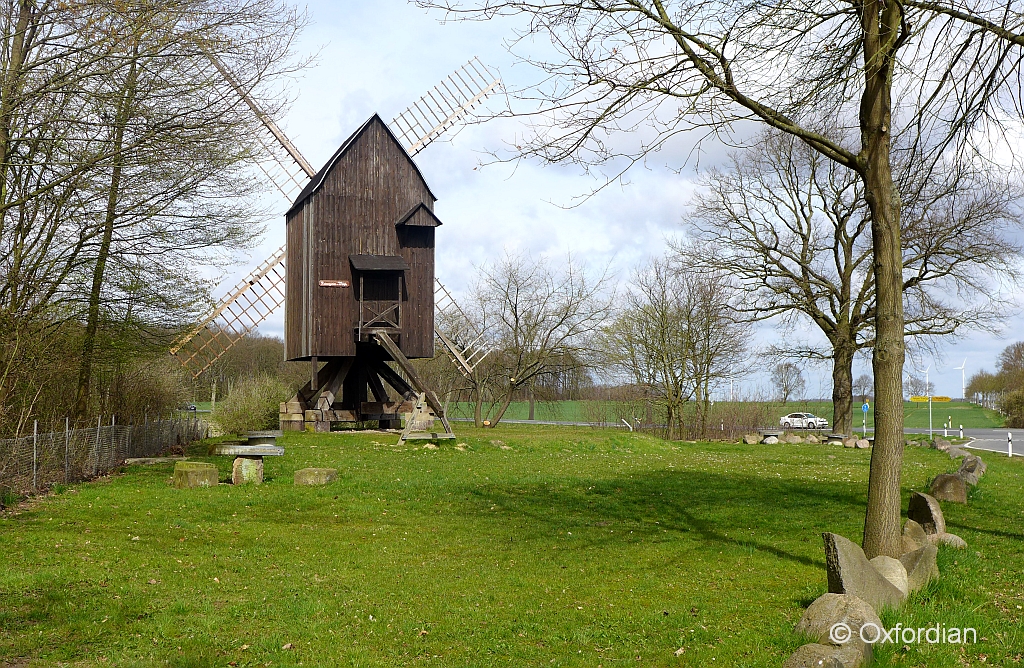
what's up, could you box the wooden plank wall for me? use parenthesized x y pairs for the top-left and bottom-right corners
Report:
(285, 116), (436, 361)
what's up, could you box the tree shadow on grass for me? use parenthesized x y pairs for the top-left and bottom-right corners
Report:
(453, 469), (873, 570)
(944, 521), (1024, 542)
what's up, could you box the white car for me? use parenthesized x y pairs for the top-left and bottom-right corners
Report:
(779, 412), (829, 429)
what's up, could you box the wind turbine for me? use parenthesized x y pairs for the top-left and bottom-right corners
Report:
(954, 358), (967, 401)
(169, 55), (500, 380)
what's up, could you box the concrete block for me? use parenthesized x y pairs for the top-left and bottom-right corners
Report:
(294, 467), (338, 485)
(173, 461), (218, 489)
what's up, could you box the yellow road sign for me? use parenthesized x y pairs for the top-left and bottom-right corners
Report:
(932, 396), (952, 402)
(909, 396), (929, 402)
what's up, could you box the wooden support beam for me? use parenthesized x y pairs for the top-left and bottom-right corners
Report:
(373, 333), (446, 419)
(366, 366), (390, 403)
(373, 360), (418, 400)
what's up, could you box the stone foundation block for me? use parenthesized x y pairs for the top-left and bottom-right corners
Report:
(294, 467), (338, 485)
(173, 462), (218, 489)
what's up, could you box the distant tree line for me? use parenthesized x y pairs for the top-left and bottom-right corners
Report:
(967, 342), (1024, 427)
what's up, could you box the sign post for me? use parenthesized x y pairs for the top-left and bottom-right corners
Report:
(1009, 432), (1013, 459)
(862, 402), (869, 436)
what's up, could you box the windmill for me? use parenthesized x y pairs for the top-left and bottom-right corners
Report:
(169, 57), (498, 406)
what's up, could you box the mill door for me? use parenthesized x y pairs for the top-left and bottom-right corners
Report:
(357, 270), (403, 341)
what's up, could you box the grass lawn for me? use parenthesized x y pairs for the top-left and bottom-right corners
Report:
(1, 426), (1021, 666)
(452, 400), (1005, 430)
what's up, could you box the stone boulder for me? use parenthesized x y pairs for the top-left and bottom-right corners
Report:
(843, 438), (858, 448)
(855, 439), (871, 449)
(901, 519), (929, 554)
(785, 434), (804, 444)
(294, 467), (338, 485)
(805, 434), (819, 444)
(794, 593), (881, 652)
(783, 642), (869, 668)
(231, 456), (263, 485)
(957, 455), (985, 486)
(933, 437), (952, 450)
(907, 492), (945, 535)
(869, 555), (909, 597)
(823, 532), (906, 612)
(173, 462), (218, 489)
(742, 434), (760, 445)
(899, 544), (939, 592)
(946, 447), (970, 459)
(928, 532), (967, 549)
(905, 439), (921, 448)
(763, 435), (779, 445)
(930, 473), (967, 504)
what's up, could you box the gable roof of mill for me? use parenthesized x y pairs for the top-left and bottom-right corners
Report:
(286, 114), (437, 216)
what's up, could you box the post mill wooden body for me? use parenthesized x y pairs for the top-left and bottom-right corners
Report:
(168, 56), (500, 441)
(279, 115), (452, 437)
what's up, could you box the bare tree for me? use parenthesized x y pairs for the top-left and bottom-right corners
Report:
(450, 252), (614, 427)
(72, 0), (308, 418)
(903, 375), (933, 399)
(420, 0), (1024, 558)
(685, 130), (1020, 435)
(602, 258), (748, 440)
(0, 1), (309, 432)
(774, 363), (806, 405)
(854, 374), (873, 402)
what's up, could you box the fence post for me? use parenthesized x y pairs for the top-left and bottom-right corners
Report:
(96, 415), (102, 475)
(64, 417), (69, 483)
(32, 420), (38, 490)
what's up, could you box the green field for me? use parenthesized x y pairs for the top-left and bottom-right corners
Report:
(450, 400), (1004, 430)
(2, 425), (1021, 666)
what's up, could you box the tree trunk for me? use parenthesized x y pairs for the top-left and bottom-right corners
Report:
(0, 2), (32, 309)
(832, 342), (855, 435)
(74, 54), (139, 419)
(473, 385), (483, 428)
(489, 388), (517, 427)
(0, 1), (30, 208)
(528, 385), (535, 420)
(859, 1), (906, 560)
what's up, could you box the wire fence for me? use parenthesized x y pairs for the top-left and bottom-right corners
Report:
(0, 417), (208, 495)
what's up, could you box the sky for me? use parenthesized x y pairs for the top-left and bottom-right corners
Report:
(218, 0), (1023, 401)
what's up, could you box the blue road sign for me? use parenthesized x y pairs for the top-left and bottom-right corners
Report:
(862, 403), (870, 413)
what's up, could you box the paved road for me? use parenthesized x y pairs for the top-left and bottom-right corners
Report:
(959, 428), (1022, 457)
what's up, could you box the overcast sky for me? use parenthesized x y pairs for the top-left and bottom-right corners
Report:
(227, 0), (1022, 402)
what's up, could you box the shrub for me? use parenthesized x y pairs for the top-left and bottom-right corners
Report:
(211, 375), (293, 435)
(1000, 389), (1024, 428)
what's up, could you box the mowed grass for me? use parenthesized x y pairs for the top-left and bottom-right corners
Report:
(452, 400), (1005, 430)
(1, 426), (1022, 667)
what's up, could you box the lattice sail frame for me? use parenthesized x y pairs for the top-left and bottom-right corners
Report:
(170, 59), (501, 378)
(170, 246), (287, 375)
(390, 58), (501, 155)
(434, 280), (493, 377)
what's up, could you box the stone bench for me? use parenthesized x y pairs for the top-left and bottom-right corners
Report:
(825, 433), (847, 445)
(209, 431), (285, 484)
